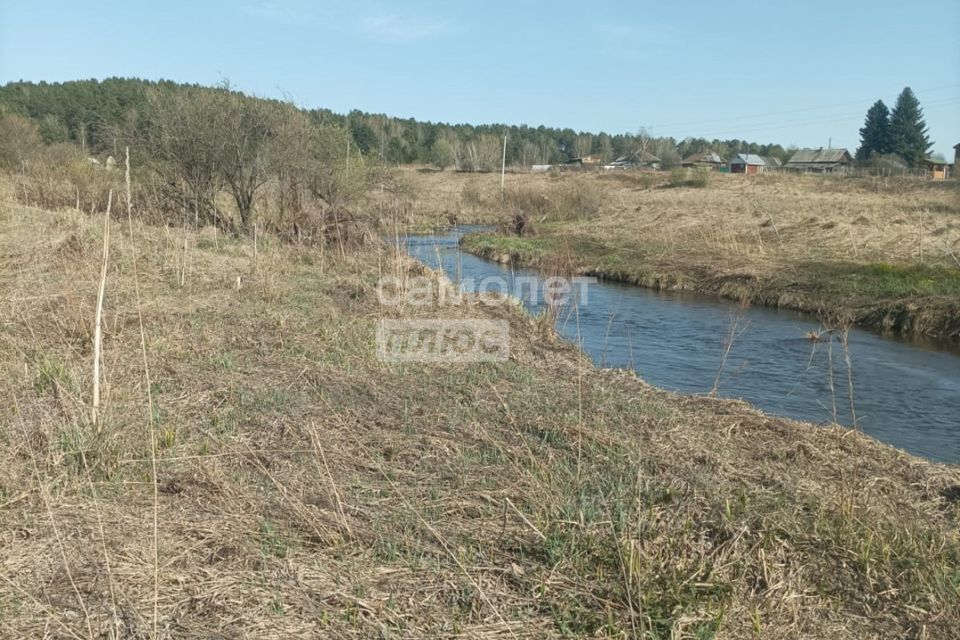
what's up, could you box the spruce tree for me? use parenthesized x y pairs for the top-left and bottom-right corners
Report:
(855, 100), (892, 161)
(889, 87), (933, 168)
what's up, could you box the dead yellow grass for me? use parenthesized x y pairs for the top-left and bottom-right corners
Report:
(576, 172), (960, 267)
(408, 168), (960, 266)
(425, 169), (960, 337)
(1, 197), (959, 638)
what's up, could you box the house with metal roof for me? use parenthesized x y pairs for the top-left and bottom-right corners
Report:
(681, 151), (726, 169)
(784, 148), (854, 173)
(729, 154), (766, 174)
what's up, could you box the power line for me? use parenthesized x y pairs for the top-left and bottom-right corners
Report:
(675, 96), (960, 139)
(647, 84), (960, 130)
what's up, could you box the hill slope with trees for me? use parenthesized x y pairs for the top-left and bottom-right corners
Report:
(0, 77), (792, 169)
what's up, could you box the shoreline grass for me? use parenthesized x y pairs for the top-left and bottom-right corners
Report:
(461, 231), (960, 339)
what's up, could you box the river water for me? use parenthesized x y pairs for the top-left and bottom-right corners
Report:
(402, 227), (960, 464)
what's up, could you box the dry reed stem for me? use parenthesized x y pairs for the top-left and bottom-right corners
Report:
(309, 421), (354, 539)
(711, 309), (750, 397)
(92, 190), (113, 428)
(122, 166), (160, 639)
(504, 497), (546, 541)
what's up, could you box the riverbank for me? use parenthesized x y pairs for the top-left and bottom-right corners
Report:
(461, 231), (960, 338)
(412, 227), (960, 463)
(2, 202), (959, 638)
(410, 169), (960, 339)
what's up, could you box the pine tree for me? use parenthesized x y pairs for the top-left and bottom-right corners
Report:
(855, 100), (892, 161)
(889, 87), (933, 168)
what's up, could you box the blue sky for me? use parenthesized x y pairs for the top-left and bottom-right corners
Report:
(1, 1), (958, 156)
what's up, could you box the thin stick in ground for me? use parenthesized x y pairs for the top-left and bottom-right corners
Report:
(124, 150), (161, 638)
(92, 189), (113, 429)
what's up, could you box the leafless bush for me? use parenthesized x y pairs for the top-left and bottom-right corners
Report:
(551, 179), (602, 220)
(504, 185), (552, 219)
(143, 85), (315, 233)
(459, 179), (490, 211)
(669, 167), (711, 188)
(456, 134), (503, 172)
(465, 177), (603, 224)
(13, 144), (124, 213)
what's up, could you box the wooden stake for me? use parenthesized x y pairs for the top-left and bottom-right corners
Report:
(180, 237), (188, 288)
(253, 223), (259, 272)
(92, 190), (113, 428)
(124, 147), (132, 217)
(918, 213), (924, 263)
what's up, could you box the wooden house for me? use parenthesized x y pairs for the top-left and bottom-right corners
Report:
(729, 154), (766, 174)
(762, 156), (783, 171)
(602, 151), (660, 171)
(681, 151), (725, 169)
(784, 148), (853, 173)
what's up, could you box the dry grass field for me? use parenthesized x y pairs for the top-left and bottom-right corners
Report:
(405, 168), (960, 338)
(2, 189), (960, 638)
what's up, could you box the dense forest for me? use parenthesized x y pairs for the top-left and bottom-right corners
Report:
(0, 77), (793, 169)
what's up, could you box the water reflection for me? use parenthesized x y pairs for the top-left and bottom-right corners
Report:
(402, 227), (960, 464)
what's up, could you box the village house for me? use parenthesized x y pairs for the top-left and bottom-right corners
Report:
(923, 158), (951, 180)
(784, 148), (854, 173)
(729, 153), (766, 174)
(602, 156), (632, 170)
(762, 156), (783, 171)
(681, 151), (725, 170)
(632, 150), (661, 169)
(560, 154), (606, 169)
(602, 151), (661, 171)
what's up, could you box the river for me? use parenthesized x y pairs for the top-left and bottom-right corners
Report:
(402, 227), (960, 464)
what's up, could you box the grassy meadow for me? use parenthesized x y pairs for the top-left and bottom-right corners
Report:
(405, 168), (960, 338)
(1, 173), (960, 638)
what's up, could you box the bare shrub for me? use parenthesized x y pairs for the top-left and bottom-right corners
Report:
(14, 144), (124, 213)
(459, 179), (494, 213)
(504, 185), (552, 219)
(669, 167), (710, 188)
(553, 179), (602, 219)
(143, 85), (313, 233)
(597, 171), (660, 189)
(456, 134), (502, 172)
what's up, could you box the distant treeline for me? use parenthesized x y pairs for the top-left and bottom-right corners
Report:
(0, 78), (793, 169)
